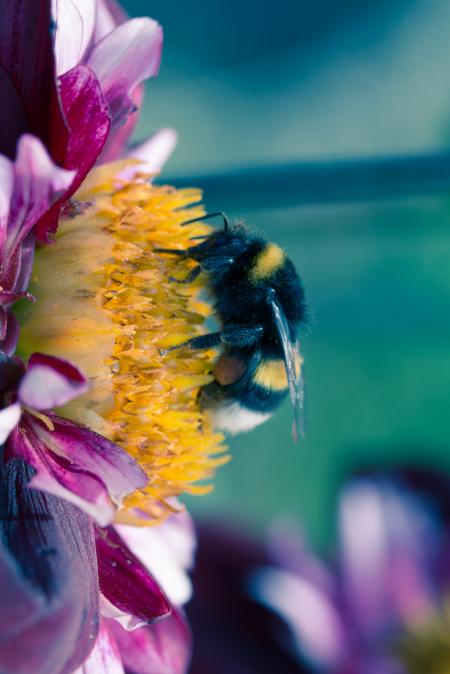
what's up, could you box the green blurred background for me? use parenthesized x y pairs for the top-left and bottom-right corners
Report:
(122, 0), (450, 547)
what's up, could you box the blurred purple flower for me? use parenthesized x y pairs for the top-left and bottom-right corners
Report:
(188, 471), (450, 674)
(251, 471), (450, 673)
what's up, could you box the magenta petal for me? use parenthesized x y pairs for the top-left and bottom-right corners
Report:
(0, 458), (99, 674)
(88, 18), (162, 124)
(0, 0), (67, 159)
(107, 608), (191, 674)
(35, 65), (111, 243)
(19, 353), (88, 410)
(6, 414), (147, 526)
(96, 525), (171, 624)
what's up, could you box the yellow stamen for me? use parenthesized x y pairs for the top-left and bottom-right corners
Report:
(18, 164), (229, 522)
(22, 406), (55, 432)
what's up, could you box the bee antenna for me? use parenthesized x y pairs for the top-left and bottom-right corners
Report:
(181, 211), (229, 232)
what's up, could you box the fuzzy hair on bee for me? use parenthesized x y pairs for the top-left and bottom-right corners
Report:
(156, 212), (307, 441)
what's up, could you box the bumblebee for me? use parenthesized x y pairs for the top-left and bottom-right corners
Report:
(157, 213), (307, 440)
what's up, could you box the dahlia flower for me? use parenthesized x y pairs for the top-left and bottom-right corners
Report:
(0, 0), (226, 671)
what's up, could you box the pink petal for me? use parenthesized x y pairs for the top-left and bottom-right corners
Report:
(116, 506), (195, 607)
(93, 0), (127, 43)
(52, 0), (97, 76)
(77, 623), (124, 674)
(107, 608), (191, 674)
(87, 18), (162, 124)
(19, 353), (88, 410)
(35, 65), (111, 243)
(0, 155), (13, 247)
(95, 525), (171, 624)
(125, 128), (178, 177)
(0, 403), (21, 444)
(6, 413), (147, 526)
(7, 133), (75, 245)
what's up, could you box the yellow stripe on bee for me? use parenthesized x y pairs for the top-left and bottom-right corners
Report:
(249, 243), (285, 282)
(253, 353), (303, 391)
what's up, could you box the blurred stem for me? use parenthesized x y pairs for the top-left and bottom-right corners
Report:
(164, 151), (450, 211)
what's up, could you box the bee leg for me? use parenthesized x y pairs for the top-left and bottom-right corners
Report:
(201, 256), (235, 273)
(169, 265), (202, 284)
(159, 332), (222, 356)
(220, 324), (263, 348)
(181, 211), (229, 232)
(153, 247), (188, 256)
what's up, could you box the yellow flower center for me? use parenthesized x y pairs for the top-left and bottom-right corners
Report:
(18, 162), (228, 522)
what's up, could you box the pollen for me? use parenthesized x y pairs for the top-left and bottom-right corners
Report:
(18, 163), (229, 522)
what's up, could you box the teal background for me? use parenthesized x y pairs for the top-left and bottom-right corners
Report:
(123, 0), (450, 546)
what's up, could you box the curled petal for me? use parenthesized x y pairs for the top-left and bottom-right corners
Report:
(107, 608), (191, 674)
(35, 65), (111, 243)
(52, 0), (97, 76)
(19, 353), (88, 410)
(95, 525), (171, 624)
(116, 506), (195, 607)
(6, 414), (147, 526)
(0, 403), (21, 444)
(88, 18), (162, 123)
(5, 135), (75, 266)
(0, 458), (99, 674)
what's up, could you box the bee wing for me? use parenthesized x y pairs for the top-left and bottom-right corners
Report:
(267, 291), (304, 443)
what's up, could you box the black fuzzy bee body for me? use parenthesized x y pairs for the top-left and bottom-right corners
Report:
(158, 217), (307, 438)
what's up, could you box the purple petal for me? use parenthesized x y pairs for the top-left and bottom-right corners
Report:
(0, 457), (99, 674)
(116, 506), (195, 607)
(338, 478), (436, 639)
(19, 353), (88, 410)
(53, 0), (97, 75)
(87, 17), (162, 125)
(0, 0), (67, 159)
(98, 84), (143, 163)
(2, 135), (75, 294)
(76, 622), (124, 674)
(35, 65), (111, 243)
(95, 525), (171, 623)
(6, 413), (147, 526)
(107, 608), (191, 674)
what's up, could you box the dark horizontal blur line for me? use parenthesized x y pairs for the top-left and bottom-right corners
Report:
(163, 151), (450, 211)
